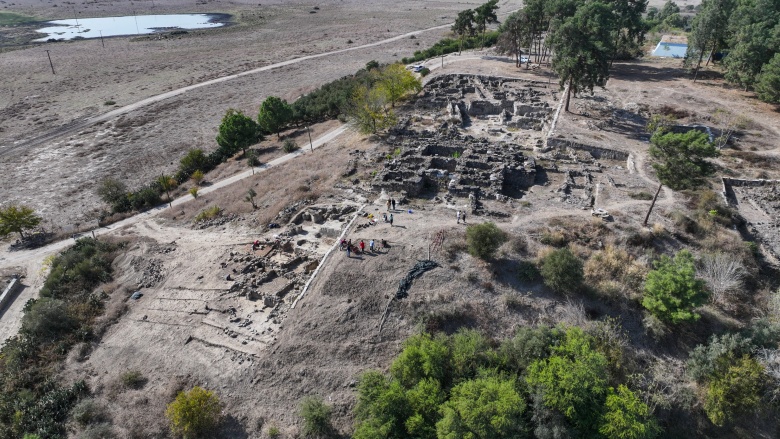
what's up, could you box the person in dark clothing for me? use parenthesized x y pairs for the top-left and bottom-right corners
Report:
(391, 199), (396, 210)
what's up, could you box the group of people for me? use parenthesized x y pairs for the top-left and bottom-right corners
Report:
(341, 238), (387, 258)
(456, 210), (467, 224)
(386, 198), (397, 211)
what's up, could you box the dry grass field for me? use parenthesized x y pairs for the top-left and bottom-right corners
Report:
(4, 0), (780, 437)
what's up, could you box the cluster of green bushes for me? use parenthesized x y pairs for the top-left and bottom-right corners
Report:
(0, 238), (120, 438)
(687, 328), (779, 426)
(354, 327), (658, 439)
(96, 63), (385, 217)
(401, 31), (500, 65)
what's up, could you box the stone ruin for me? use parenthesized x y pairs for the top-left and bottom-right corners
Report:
(415, 73), (554, 133)
(368, 73), (643, 212)
(722, 178), (780, 262)
(372, 131), (536, 202)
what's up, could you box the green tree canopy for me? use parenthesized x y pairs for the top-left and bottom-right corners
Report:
(649, 129), (719, 191)
(257, 96), (293, 138)
(723, 0), (780, 90)
(686, 0), (735, 81)
(436, 373), (528, 439)
(0, 204), (42, 240)
(465, 222), (508, 260)
(497, 11), (533, 67)
(165, 386), (222, 439)
(642, 250), (709, 323)
(474, 0), (500, 47)
(391, 333), (451, 388)
(377, 64), (422, 108)
(216, 108), (262, 157)
(599, 385), (660, 439)
(755, 52), (780, 103)
(527, 327), (609, 433)
(452, 9), (476, 54)
(549, 1), (616, 111)
(348, 83), (397, 134)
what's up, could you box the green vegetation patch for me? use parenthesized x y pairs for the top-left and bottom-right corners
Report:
(0, 238), (120, 438)
(0, 12), (37, 26)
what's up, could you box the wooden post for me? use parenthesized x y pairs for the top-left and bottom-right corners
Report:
(643, 183), (663, 227)
(45, 50), (55, 75)
(307, 125), (313, 152)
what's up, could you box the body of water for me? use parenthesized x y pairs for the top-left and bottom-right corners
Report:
(34, 14), (225, 42)
(652, 42), (688, 58)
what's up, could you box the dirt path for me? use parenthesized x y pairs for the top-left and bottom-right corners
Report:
(0, 22), (451, 157)
(0, 124), (347, 342)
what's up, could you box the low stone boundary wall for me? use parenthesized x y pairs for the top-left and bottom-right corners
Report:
(544, 138), (629, 160)
(0, 277), (21, 312)
(721, 177), (779, 203)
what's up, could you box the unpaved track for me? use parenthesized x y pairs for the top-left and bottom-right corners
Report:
(0, 124), (347, 341)
(0, 22), (452, 157)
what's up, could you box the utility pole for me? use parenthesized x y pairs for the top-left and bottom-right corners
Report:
(44, 50), (55, 75)
(99, 30), (105, 48)
(307, 125), (313, 152)
(133, 10), (140, 35)
(441, 55), (445, 69)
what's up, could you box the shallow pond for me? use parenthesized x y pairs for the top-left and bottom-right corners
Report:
(34, 14), (225, 42)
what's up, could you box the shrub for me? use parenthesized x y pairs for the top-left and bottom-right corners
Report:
(282, 139), (300, 153)
(78, 423), (115, 439)
(299, 396), (333, 438)
(391, 333), (451, 387)
(540, 248), (584, 294)
(642, 250), (709, 324)
(166, 386), (222, 439)
(540, 230), (568, 247)
(121, 370), (147, 389)
(585, 246), (645, 297)
(21, 297), (75, 343)
(465, 222), (508, 260)
(517, 260), (540, 282)
(71, 398), (108, 426)
(498, 326), (562, 375)
(698, 252), (745, 311)
(103, 100), (116, 106)
(190, 170), (205, 186)
(704, 356), (766, 427)
(188, 187), (199, 199)
(129, 186), (162, 211)
(419, 67), (431, 77)
(599, 385), (659, 439)
(179, 149), (208, 176)
(267, 425), (281, 438)
(246, 149), (260, 167)
(194, 206), (221, 222)
(436, 373), (527, 438)
(628, 192), (654, 200)
(686, 333), (753, 382)
(96, 178), (128, 208)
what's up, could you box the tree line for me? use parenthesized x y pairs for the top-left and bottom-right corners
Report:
(686, 0), (780, 103)
(496, 0), (649, 111)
